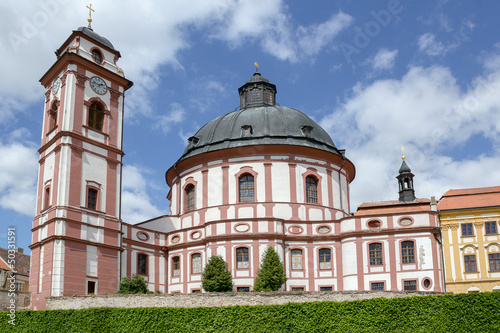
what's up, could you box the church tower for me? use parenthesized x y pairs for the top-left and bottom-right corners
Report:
(29, 16), (132, 309)
(397, 154), (416, 202)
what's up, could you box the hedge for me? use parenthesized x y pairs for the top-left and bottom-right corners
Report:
(1, 292), (499, 332)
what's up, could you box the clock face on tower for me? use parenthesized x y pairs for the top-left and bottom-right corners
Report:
(90, 76), (107, 94)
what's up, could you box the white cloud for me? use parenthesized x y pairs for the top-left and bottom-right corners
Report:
(215, 2), (352, 62)
(0, 131), (38, 216)
(153, 103), (186, 134)
(370, 48), (398, 71)
(296, 12), (353, 58)
(418, 33), (447, 56)
(321, 53), (500, 209)
(121, 165), (166, 224)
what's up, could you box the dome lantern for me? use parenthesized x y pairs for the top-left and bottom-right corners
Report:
(238, 71), (277, 109)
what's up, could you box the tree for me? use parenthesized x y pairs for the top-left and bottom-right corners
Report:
(202, 255), (233, 292)
(253, 246), (287, 292)
(117, 274), (148, 294)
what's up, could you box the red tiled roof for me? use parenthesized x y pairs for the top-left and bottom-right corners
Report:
(0, 248), (30, 276)
(355, 199), (432, 216)
(0, 257), (12, 271)
(437, 186), (500, 211)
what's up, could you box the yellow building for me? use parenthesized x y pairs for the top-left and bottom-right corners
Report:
(438, 186), (500, 293)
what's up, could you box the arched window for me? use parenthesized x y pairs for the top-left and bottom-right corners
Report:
(92, 49), (103, 64)
(88, 102), (104, 131)
(137, 253), (148, 275)
(318, 248), (331, 269)
(369, 243), (383, 265)
(172, 256), (180, 276)
(192, 253), (202, 274)
(186, 185), (195, 211)
(401, 241), (415, 263)
(306, 176), (318, 203)
(239, 174), (255, 202)
(236, 247), (249, 268)
(291, 249), (303, 269)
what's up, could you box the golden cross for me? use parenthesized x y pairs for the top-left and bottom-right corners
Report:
(254, 62), (259, 72)
(402, 146), (405, 160)
(87, 4), (95, 23)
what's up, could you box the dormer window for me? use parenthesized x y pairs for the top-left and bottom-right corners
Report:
(91, 49), (103, 64)
(188, 136), (200, 145)
(241, 125), (253, 137)
(301, 125), (313, 138)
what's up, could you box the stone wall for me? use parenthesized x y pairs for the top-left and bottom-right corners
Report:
(0, 290), (31, 311)
(46, 291), (442, 310)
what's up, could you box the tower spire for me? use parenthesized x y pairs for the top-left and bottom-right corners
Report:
(397, 150), (416, 202)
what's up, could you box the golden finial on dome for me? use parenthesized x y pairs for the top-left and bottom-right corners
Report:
(254, 62), (259, 72)
(402, 146), (405, 160)
(87, 4), (95, 24)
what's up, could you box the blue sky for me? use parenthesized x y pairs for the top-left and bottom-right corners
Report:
(1, 0), (500, 254)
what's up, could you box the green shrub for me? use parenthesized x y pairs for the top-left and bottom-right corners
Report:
(116, 274), (148, 294)
(1, 292), (499, 332)
(253, 246), (287, 292)
(201, 255), (233, 292)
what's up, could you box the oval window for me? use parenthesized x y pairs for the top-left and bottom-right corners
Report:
(288, 225), (303, 234)
(171, 235), (180, 243)
(399, 218), (413, 226)
(235, 223), (250, 232)
(137, 232), (148, 241)
(423, 278), (431, 289)
(190, 231), (201, 239)
(318, 226), (330, 234)
(367, 220), (381, 229)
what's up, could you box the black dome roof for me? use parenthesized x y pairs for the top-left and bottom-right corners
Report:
(178, 105), (342, 162)
(176, 72), (344, 163)
(77, 26), (115, 50)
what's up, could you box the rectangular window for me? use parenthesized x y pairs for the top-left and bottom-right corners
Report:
(462, 223), (474, 236)
(16, 282), (23, 291)
(489, 253), (500, 271)
(44, 187), (50, 210)
(236, 248), (249, 268)
(291, 287), (304, 291)
(137, 253), (148, 275)
(192, 253), (202, 274)
(237, 287), (250, 292)
(464, 255), (477, 273)
(319, 248), (332, 269)
(485, 222), (498, 235)
(192, 289), (202, 294)
(320, 286), (333, 291)
(291, 249), (303, 269)
(401, 241), (415, 264)
(172, 256), (180, 276)
(87, 188), (98, 210)
(87, 280), (96, 295)
(371, 282), (385, 291)
(369, 243), (383, 265)
(403, 280), (417, 291)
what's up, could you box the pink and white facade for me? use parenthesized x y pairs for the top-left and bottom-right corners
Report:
(31, 26), (443, 309)
(30, 26), (132, 309)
